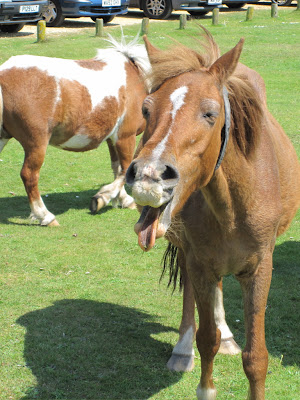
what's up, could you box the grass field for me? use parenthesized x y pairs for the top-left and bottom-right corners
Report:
(0, 8), (299, 400)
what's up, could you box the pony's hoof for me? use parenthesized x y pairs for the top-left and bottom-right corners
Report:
(127, 201), (136, 210)
(48, 219), (60, 227)
(167, 354), (194, 372)
(219, 338), (241, 355)
(90, 196), (105, 214)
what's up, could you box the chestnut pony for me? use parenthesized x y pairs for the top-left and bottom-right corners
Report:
(0, 36), (149, 226)
(126, 30), (300, 399)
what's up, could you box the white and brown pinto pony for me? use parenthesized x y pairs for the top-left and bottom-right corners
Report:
(0, 36), (150, 226)
(126, 30), (300, 399)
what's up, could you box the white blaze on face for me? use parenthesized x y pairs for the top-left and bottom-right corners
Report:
(152, 85), (188, 161)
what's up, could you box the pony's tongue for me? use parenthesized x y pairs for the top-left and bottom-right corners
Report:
(138, 206), (161, 252)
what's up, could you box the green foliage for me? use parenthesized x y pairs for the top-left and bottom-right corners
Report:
(0, 10), (299, 399)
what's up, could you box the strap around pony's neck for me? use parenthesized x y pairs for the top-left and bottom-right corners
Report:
(215, 86), (231, 171)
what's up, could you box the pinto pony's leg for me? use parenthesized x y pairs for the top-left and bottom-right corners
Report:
(238, 255), (272, 400)
(90, 138), (135, 213)
(167, 250), (197, 372)
(215, 281), (241, 355)
(21, 146), (58, 226)
(0, 138), (9, 154)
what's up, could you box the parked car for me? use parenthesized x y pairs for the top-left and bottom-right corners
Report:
(43, 0), (129, 27)
(0, 0), (48, 33)
(129, 0), (222, 19)
(129, 0), (294, 20)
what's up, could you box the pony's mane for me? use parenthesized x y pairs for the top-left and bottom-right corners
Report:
(147, 29), (262, 159)
(96, 32), (151, 91)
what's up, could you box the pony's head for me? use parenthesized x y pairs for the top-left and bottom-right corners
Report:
(126, 30), (244, 251)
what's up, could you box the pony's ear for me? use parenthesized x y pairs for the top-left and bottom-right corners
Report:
(143, 35), (160, 58)
(209, 38), (244, 86)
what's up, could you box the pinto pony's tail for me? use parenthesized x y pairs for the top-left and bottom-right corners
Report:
(160, 242), (183, 293)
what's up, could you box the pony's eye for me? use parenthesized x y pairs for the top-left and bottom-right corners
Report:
(142, 105), (150, 119)
(203, 111), (218, 125)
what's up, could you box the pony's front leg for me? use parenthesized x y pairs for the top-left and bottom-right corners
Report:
(90, 138), (135, 213)
(187, 257), (220, 400)
(21, 148), (59, 226)
(167, 249), (197, 372)
(238, 255), (273, 400)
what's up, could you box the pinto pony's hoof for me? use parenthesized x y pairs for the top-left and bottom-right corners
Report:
(48, 219), (60, 227)
(90, 196), (105, 214)
(127, 201), (136, 210)
(218, 338), (241, 355)
(167, 354), (195, 372)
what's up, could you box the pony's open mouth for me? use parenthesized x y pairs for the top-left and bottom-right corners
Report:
(134, 204), (169, 252)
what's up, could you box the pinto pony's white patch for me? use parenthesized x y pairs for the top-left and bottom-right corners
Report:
(0, 53), (127, 110)
(152, 85), (188, 161)
(60, 134), (92, 150)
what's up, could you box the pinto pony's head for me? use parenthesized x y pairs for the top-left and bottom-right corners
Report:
(126, 29), (244, 251)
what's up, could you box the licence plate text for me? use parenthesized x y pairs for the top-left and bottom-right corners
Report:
(102, 0), (121, 6)
(19, 5), (39, 13)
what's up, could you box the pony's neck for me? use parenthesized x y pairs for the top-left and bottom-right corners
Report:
(200, 138), (251, 229)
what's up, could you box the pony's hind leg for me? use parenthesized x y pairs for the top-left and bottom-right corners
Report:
(21, 146), (59, 226)
(90, 138), (134, 213)
(215, 281), (241, 355)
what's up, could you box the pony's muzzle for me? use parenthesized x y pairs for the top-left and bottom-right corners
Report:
(126, 159), (179, 208)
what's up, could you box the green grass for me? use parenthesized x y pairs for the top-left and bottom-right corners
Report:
(0, 9), (299, 400)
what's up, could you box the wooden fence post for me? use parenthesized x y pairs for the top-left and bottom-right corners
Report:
(179, 14), (187, 29)
(212, 8), (219, 25)
(37, 20), (46, 42)
(141, 18), (149, 35)
(95, 18), (104, 37)
(246, 6), (254, 21)
(271, 3), (278, 18)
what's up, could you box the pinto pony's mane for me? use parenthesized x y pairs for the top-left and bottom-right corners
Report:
(96, 33), (151, 92)
(147, 29), (263, 159)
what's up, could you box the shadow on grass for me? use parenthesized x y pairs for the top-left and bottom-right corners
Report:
(0, 187), (121, 224)
(17, 300), (180, 400)
(222, 240), (300, 367)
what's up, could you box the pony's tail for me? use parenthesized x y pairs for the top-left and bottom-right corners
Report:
(160, 242), (183, 293)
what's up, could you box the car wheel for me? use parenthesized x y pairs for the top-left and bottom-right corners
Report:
(43, 0), (64, 27)
(91, 15), (115, 23)
(271, 0), (292, 5)
(188, 10), (209, 17)
(0, 23), (25, 33)
(224, 3), (246, 8)
(142, 0), (172, 19)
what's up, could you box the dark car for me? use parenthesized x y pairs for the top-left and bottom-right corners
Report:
(0, 0), (48, 33)
(129, 0), (222, 19)
(43, 0), (129, 27)
(129, 0), (294, 20)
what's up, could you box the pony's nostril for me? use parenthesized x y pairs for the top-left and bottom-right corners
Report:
(126, 161), (137, 185)
(161, 164), (179, 182)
